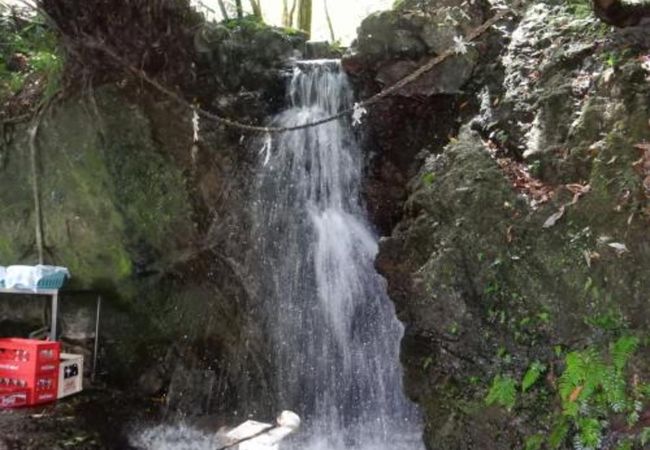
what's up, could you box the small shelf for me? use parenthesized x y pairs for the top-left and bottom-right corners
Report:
(0, 288), (102, 381)
(0, 287), (60, 296)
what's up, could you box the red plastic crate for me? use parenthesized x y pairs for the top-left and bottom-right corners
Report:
(0, 386), (29, 409)
(29, 373), (58, 405)
(0, 339), (60, 405)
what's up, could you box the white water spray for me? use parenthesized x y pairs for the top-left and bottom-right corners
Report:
(132, 60), (423, 450)
(252, 60), (422, 450)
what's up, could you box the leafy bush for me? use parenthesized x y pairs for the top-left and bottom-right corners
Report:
(0, 6), (62, 101)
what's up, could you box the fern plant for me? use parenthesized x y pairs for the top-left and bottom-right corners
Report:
(522, 360), (546, 393)
(554, 336), (643, 450)
(485, 375), (517, 411)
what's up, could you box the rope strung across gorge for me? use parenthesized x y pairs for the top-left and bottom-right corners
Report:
(86, 7), (513, 134)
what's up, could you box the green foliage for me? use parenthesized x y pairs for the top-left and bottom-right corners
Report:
(523, 434), (544, 450)
(0, 9), (63, 101)
(521, 361), (546, 393)
(223, 14), (266, 31)
(566, 0), (593, 19)
(615, 438), (633, 450)
(548, 417), (570, 449)
(640, 428), (650, 447)
(523, 336), (645, 449)
(611, 335), (639, 372)
(555, 336), (644, 449)
(584, 307), (627, 331)
(485, 375), (517, 411)
(575, 417), (602, 449)
(421, 172), (436, 186)
(558, 348), (607, 409)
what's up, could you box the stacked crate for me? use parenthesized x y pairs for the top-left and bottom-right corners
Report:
(0, 338), (60, 407)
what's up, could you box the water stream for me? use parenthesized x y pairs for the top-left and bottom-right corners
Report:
(252, 60), (422, 450)
(132, 60), (422, 450)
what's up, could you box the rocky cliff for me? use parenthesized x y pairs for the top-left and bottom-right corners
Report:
(348, 1), (650, 448)
(0, 15), (305, 420)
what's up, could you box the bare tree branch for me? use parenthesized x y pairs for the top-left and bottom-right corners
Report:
(217, 0), (229, 20)
(235, 0), (243, 19)
(288, 0), (297, 28)
(249, 0), (262, 19)
(324, 0), (335, 42)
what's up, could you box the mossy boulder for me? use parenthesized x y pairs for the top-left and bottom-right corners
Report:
(1, 86), (193, 291)
(0, 82), (273, 415)
(371, 4), (650, 449)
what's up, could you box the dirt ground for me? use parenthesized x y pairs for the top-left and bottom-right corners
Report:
(0, 389), (157, 450)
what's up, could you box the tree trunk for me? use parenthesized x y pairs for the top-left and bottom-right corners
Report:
(249, 0), (262, 19)
(235, 0), (243, 19)
(324, 0), (335, 42)
(591, 0), (650, 27)
(282, 0), (289, 26)
(297, 0), (312, 38)
(216, 0), (229, 20)
(288, 0), (298, 28)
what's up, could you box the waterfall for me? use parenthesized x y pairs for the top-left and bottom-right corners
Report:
(252, 60), (422, 450)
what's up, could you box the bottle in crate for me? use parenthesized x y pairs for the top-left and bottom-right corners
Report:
(0, 338), (60, 406)
(0, 386), (29, 408)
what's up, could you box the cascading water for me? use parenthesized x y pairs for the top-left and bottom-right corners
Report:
(131, 60), (422, 450)
(252, 60), (422, 450)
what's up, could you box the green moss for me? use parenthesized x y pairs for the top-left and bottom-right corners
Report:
(0, 86), (192, 295)
(223, 15), (266, 31)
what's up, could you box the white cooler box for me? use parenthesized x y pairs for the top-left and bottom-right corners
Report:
(57, 353), (83, 399)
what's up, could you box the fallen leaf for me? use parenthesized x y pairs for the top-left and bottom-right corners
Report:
(608, 242), (629, 254)
(566, 183), (591, 196)
(543, 206), (565, 228)
(569, 385), (584, 402)
(597, 236), (612, 245)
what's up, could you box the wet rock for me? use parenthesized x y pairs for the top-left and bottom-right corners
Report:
(0, 22), (299, 421)
(347, 0), (495, 234)
(366, 3), (650, 448)
(344, 0), (488, 96)
(166, 367), (217, 417)
(194, 20), (305, 94)
(375, 50), (478, 96)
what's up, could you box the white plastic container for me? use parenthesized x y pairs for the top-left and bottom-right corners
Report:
(57, 353), (83, 399)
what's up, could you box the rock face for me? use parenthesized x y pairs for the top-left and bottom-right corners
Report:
(343, 0), (495, 234)
(0, 21), (306, 418)
(351, 2), (650, 449)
